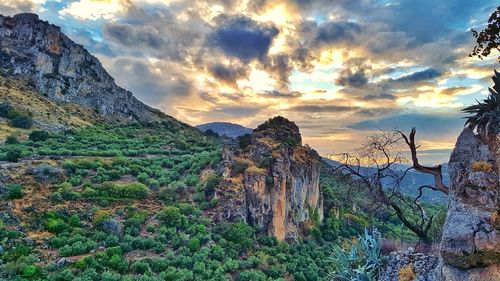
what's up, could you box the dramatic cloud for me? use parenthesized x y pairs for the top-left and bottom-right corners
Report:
(104, 23), (163, 49)
(208, 15), (279, 61)
(18, 0), (499, 164)
(335, 58), (371, 88)
(208, 63), (249, 87)
(313, 21), (361, 45)
(393, 68), (443, 84)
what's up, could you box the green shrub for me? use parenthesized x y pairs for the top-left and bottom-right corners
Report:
(22, 265), (38, 278)
(257, 156), (273, 168)
(237, 134), (252, 149)
(231, 161), (248, 175)
(5, 148), (22, 162)
(97, 182), (149, 199)
(10, 114), (33, 129)
(158, 206), (187, 228)
(68, 214), (81, 227)
(131, 260), (149, 274)
(5, 134), (19, 144)
(204, 174), (220, 197)
(0, 102), (13, 117)
(137, 172), (149, 184)
(187, 238), (201, 252)
(46, 218), (69, 234)
(158, 186), (177, 203)
(237, 270), (267, 281)
(220, 221), (254, 253)
(5, 184), (23, 199)
(29, 130), (49, 141)
(106, 246), (123, 257)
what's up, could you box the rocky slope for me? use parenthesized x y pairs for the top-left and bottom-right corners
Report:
(0, 13), (166, 123)
(212, 116), (323, 241)
(435, 128), (500, 280)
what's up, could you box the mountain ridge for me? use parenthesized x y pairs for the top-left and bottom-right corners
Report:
(196, 122), (252, 138)
(0, 13), (170, 124)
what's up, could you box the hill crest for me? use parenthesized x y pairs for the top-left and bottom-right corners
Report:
(0, 13), (166, 123)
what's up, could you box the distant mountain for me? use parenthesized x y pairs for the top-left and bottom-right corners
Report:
(323, 158), (449, 203)
(0, 13), (169, 123)
(196, 122), (252, 138)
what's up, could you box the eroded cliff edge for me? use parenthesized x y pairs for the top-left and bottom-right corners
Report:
(435, 128), (500, 280)
(211, 116), (323, 241)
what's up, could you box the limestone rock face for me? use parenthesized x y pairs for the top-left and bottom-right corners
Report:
(0, 13), (164, 122)
(435, 128), (500, 280)
(214, 117), (323, 241)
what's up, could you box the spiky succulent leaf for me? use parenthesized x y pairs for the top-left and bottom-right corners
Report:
(462, 70), (500, 137)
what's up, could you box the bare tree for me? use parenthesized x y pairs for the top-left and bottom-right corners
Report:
(332, 128), (447, 246)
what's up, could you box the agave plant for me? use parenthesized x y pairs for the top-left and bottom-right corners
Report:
(327, 229), (382, 281)
(462, 69), (500, 138)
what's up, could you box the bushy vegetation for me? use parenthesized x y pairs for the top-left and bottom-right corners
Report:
(0, 121), (445, 280)
(0, 102), (33, 129)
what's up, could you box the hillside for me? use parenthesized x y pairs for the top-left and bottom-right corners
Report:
(196, 122), (252, 138)
(0, 13), (169, 123)
(0, 12), (451, 281)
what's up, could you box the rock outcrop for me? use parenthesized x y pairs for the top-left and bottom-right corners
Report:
(435, 128), (500, 280)
(0, 13), (165, 122)
(213, 116), (323, 241)
(381, 247), (439, 281)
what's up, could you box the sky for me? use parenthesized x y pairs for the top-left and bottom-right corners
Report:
(1, 0), (499, 164)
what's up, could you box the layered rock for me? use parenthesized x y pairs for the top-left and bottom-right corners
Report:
(435, 128), (500, 280)
(214, 116), (323, 241)
(0, 13), (165, 122)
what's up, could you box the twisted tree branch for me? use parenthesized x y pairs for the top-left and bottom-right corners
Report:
(399, 127), (449, 194)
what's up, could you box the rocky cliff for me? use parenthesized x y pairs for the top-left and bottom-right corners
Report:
(212, 116), (323, 241)
(435, 128), (500, 280)
(0, 13), (165, 122)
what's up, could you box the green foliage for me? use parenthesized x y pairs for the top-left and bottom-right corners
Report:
(237, 134), (252, 149)
(90, 182), (149, 199)
(470, 6), (500, 62)
(328, 229), (382, 281)
(22, 265), (38, 278)
(462, 70), (500, 137)
(5, 134), (19, 145)
(5, 147), (22, 162)
(10, 114), (33, 129)
(46, 217), (69, 234)
(29, 130), (49, 141)
(5, 184), (23, 199)
(218, 221), (254, 254)
(231, 160), (249, 175)
(187, 238), (201, 252)
(158, 206), (187, 228)
(237, 269), (267, 281)
(257, 156), (273, 169)
(0, 119), (447, 281)
(68, 214), (81, 227)
(203, 174), (220, 197)
(0, 102), (14, 117)
(131, 260), (150, 274)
